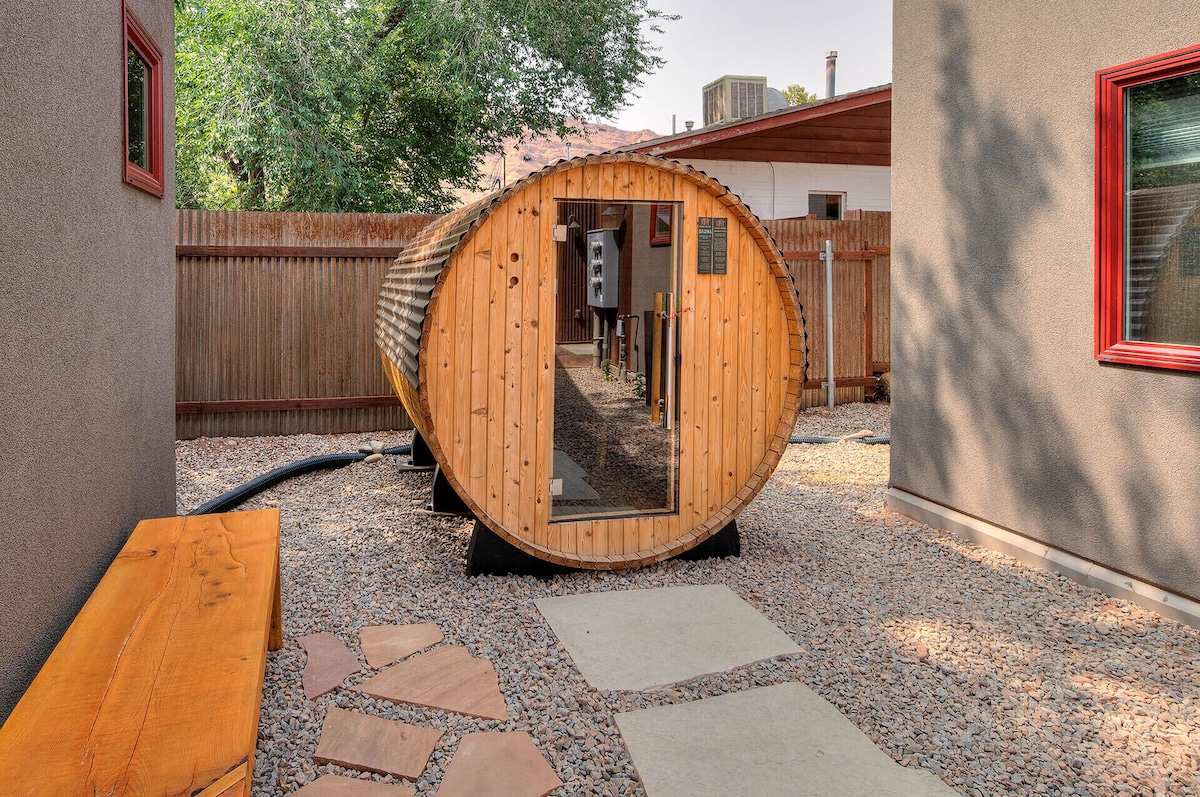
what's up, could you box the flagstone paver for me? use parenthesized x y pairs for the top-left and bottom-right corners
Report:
(357, 645), (509, 721)
(435, 732), (563, 797)
(314, 707), (442, 780)
(298, 632), (362, 699)
(292, 774), (417, 797)
(535, 584), (802, 690)
(360, 623), (444, 669)
(615, 682), (959, 797)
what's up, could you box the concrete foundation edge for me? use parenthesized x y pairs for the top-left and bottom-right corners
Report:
(885, 487), (1200, 629)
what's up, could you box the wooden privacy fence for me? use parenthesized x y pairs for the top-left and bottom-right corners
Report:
(176, 210), (437, 439)
(176, 208), (888, 438)
(765, 211), (890, 408)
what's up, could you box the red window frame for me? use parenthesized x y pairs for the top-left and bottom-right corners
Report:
(1095, 44), (1200, 373)
(123, 1), (164, 197)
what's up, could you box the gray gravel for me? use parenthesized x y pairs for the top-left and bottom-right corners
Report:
(176, 402), (1200, 796)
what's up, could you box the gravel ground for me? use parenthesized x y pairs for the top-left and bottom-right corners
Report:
(176, 402), (1200, 796)
(552, 366), (670, 515)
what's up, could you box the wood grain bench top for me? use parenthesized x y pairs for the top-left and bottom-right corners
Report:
(0, 509), (282, 797)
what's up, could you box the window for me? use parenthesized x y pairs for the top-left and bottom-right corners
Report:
(808, 192), (844, 220)
(1096, 44), (1200, 372)
(649, 202), (673, 246)
(124, 2), (164, 197)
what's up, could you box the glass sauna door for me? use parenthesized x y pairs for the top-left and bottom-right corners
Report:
(550, 200), (680, 520)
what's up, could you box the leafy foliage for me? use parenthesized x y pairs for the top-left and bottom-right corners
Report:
(1128, 72), (1200, 191)
(175, 0), (673, 211)
(782, 84), (817, 106)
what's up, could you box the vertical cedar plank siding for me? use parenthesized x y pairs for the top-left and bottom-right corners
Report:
(378, 154), (804, 568)
(175, 210), (437, 439)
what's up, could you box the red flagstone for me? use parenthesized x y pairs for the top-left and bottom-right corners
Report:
(314, 707), (442, 780)
(435, 732), (563, 797)
(298, 632), (361, 699)
(360, 623), (444, 669)
(292, 774), (416, 796)
(357, 645), (509, 721)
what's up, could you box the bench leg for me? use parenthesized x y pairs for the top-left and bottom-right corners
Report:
(269, 549), (282, 651)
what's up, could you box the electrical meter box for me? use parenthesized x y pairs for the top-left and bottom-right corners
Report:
(586, 228), (619, 308)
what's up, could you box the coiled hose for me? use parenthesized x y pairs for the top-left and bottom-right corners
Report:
(187, 444), (412, 515)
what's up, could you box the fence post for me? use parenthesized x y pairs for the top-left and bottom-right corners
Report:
(821, 239), (835, 408)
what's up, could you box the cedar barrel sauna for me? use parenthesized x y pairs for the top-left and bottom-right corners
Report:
(376, 153), (805, 572)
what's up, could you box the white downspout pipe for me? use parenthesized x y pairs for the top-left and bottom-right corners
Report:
(822, 239), (835, 408)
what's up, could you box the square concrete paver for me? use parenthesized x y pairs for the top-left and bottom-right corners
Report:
(535, 584), (801, 690)
(615, 683), (959, 797)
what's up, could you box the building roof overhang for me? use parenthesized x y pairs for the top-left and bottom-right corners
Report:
(624, 84), (892, 167)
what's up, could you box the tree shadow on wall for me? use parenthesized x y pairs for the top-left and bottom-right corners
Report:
(893, 2), (1169, 586)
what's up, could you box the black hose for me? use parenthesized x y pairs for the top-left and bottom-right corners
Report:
(188, 428), (886, 517)
(187, 444), (412, 516)
(789, 435), (890, 445)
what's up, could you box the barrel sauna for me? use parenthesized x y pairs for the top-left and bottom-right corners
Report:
(376, 153), (805, 570)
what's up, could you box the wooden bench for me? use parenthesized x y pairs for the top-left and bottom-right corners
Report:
(0, 509), (282, 796)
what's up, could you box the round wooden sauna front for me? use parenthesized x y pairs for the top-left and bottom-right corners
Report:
(376, 153), (804, 569)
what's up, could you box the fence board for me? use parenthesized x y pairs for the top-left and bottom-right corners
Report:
(765, 212), (890, 408)
(175, 210), (438, 439)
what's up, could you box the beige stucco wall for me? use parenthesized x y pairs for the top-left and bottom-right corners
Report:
(891, 1), (1200, 601)
(0, 0), (176, 720)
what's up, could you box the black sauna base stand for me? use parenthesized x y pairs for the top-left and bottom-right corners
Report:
(397, 431), (437, 472)
(466, 522), (574, 578)
(464, 518), (740, 577)
(675, 518), (740, 560)
(427, 465), (472, 515)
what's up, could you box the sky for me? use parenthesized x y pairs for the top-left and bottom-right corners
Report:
(610, 0), (894, 135)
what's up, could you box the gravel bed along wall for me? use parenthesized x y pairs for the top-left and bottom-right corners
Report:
(176, 402), (1200, 797)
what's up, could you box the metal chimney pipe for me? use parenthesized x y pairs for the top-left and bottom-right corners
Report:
(825, 50), (838, 98)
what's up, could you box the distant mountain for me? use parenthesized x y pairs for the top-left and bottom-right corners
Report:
(453, 121), (661, 205)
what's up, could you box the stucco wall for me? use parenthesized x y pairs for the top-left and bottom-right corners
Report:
(0, 0), (176, 720)
(683, 159), (891, 219)
(891, 1), (1200, 599)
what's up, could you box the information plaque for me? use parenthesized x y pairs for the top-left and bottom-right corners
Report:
(697, 217), (713, 274)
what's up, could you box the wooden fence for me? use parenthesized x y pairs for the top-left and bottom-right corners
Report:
(176, 209), (889, 438)
(765, 211), (890, 408)
(175, 210), (436, 439)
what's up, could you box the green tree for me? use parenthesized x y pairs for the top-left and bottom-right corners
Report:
(175, 0), (673, 211)
(782, 84), (817, 106)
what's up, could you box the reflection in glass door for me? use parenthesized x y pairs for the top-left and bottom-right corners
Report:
(550, 200), (680, 520)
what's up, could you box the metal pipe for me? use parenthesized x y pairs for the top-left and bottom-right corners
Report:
(592, 310), (602, 368)
(825, 51), (838, 99)
(824, 239), (835, 408)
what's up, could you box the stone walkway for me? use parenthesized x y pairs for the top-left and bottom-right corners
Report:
(293, 625), (562, 796)
(294, 585), (960, 795)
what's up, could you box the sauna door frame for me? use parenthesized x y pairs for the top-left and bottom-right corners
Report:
(549, 198), (683, 523)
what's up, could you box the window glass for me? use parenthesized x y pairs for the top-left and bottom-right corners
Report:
(127, 44), (150, 170)
(123, 2), (163, 197)
(1125, 69), (1200, 346)
(808, 192), (843, 220)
